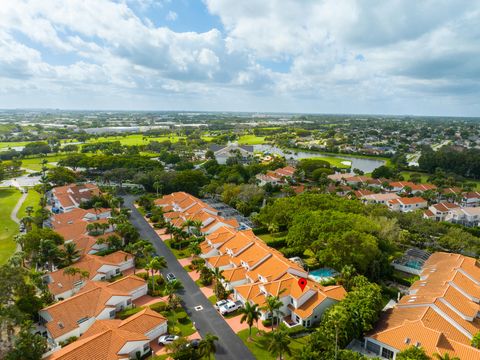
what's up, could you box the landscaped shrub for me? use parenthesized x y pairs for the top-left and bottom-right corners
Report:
(59, 336), (78, 347)
(136, 272), (149, 280)
(150, 302), (168, 313)
(262, 319), (272, 327)
(117, 306), (143, 320)
(280, 246), (303, 258)
(267, 237), (287, 249)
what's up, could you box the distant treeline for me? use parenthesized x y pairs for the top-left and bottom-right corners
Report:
(419, 146), (480, 179)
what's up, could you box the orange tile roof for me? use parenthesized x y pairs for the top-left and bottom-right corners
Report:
(389, 196), (426, 205)
(47, 251), (133, 296)
(42, 275), (146, 339)
(46, 308), (165, 360)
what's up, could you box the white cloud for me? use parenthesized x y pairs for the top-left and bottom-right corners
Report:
(166, 10), (177, 21)
(0, 0), (478, 115)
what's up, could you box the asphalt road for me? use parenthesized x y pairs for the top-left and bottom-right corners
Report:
(123, 196), (256, 360)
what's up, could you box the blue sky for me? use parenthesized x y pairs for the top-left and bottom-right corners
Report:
(0, 0), (479, 116)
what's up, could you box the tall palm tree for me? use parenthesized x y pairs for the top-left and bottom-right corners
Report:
(266, 329), (292, 360)
(146, 256), (167, 293)
(211, 267), (225, 299)
(164, 279), (183, 309)
(63, 267), (90, 294)
(261, 295), (284, 331)
(200, 333), (219, 360)
(25, 206), (34, 217)
(125, 240), (156, 274)
(239, 302), (261, 340)
(21, 216), (34, 232)
(62, 242), (80, 266)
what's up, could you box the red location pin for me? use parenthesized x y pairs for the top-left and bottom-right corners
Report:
(298, 278), (307, 292)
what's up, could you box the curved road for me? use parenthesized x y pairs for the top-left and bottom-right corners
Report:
(123, 196), (255, 360)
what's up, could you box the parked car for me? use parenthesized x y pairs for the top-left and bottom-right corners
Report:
(166, 273), (176, 282)
(219, 300), (241, 315)
(158, 335), (179, 345)
(214, 299), (229, 310)
(145, 212), (152, 218)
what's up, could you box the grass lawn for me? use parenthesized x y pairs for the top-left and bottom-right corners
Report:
(208, 295), (217, 305)
(258, 232), (287, 244)
(0, 140), (31, 149)
(21, 154), (69, 171)
(84, 134), (184, 146)
(304, 156), (351, 169)
(18, 189), (41, 218)
(238, 135), (266, 145)
(237, 328), (310, 359)
(0, 188), (22, 264)
(164, 240), (191, 259)
(164, 308), (196, 337)
(401, 171), (480, 190)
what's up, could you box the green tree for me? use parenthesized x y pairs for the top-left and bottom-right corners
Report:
(261, 295), (284, 331)
(61, 242), (80, 266)
(433, 353), (460, 360)
(396, 346), (430, 360)
(239, 302), (261, 340)
(472, 331), (480, 349)
(266, 329), (292, 360)
(199, 333), (219, 360)
(5, 321), (47, 360)
(146, 257), (167, 293)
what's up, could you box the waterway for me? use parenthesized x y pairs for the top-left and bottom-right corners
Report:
(253, 145), (385, 174)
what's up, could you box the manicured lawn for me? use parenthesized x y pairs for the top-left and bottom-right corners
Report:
(0, 140), (31, 149)
(258, 232), (287, 244)
(237, 328), (310, 360)
(401, 171), (480, 190)
(304, 156), (351, 169)
(18, 189), (41, 218)
(164, 240), (191, 259)
(0, 188), (22, 264)
(164, 308), (196, 337)
(84, 134), (184, 146)
(208, 295), (217, 305)
(21, 154), (69, 171)
(238, 135), (266, 145)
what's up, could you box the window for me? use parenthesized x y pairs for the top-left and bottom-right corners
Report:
(77, 317), (89, 325)
(115, 269), (120, 274)
(365, 341), (380, 355)
(109, 310), (115, 318)
(143, 344), (149, 352)
(381, 348), (394, 359)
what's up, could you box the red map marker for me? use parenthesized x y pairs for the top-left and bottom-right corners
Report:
(298, 278), (307, 292)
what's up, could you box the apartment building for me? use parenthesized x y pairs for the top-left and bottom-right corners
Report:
(49, 183), (101, 213)
(364, 252), (480, 359)
(44, 251), (134, 300)
(200, 225), (346, 328)
(388, 197), (428, 212)
(45, 308), (167, 360)
(39, 275), (147, 346)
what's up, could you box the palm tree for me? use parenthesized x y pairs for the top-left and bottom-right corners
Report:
(261, 295), (284, 331)
(93, 201), (103, 219)
(266, 329), (291, 360)
(432, 353), (460, 360)
(200, 333), (219, 360)
(164, 279), (183, 308)
(63, 267), (90, 294)
(191, 220), (204, 236)
(211, 267), (225, 299)
(25, 206), (34, 217)
(146, 256), (167, 293)
(125, 240), (156, 274)
(62, 242), (80, 266)
(21, 216), (34, 232)
(239, 302), (261, 340)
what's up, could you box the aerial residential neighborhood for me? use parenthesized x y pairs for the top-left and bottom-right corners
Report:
(1, 1), (480, 360)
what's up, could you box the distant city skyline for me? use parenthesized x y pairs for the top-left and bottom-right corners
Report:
(0, 0), (479, 116)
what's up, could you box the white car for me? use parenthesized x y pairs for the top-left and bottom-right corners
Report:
(219, 300), (241, 315)
(158, 335), (179, 345)
(214, 299), (229, 310)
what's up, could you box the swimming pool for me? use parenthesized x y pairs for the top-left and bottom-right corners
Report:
(309, 268), (337, 282)
(405, 260), (423, 270)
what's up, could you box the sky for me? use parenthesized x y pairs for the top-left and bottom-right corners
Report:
(0, 0), (479, 116)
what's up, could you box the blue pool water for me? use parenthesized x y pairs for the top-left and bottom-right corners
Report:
(309, 268), (337, 282)
(405, 260), (422, 270)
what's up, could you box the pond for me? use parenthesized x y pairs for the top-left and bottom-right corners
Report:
(254, 145), (385, 174)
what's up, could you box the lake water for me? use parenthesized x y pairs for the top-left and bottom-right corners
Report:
(253, 145), (385, 174)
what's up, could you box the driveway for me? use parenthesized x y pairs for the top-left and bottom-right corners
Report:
(123, 195), (255, 360)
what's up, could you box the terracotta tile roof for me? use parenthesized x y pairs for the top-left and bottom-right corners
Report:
(431, 202), (460, 212)
(389, 196), (426, 205)
(47, 251), (132, 296)
(42, 276), (146, 339)
(52, 183), (101, 209)
(46, 308), (165, 360)
(222, 267), (247, 283)
(362, 193), (400, 202)
(424, 209), (435, 218)
(368, 252), (480, 359)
